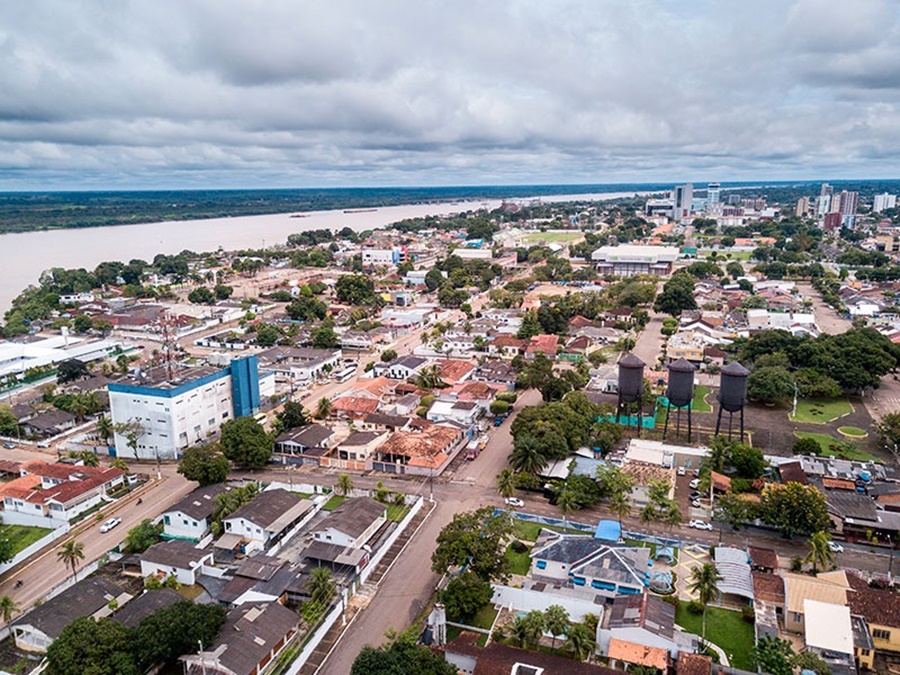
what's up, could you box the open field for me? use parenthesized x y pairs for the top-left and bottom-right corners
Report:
(521, 231), (583, 243)
(793, 431), (881, 463)
(674, 605), (755, 670)
(789, 397), (853, 424)
(0, 525), (52, 556)
(505, 543), (532, 576)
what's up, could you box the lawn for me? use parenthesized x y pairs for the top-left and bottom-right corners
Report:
(512, 519), (585, 542)
(793, 431), (881, 463)
(693, 386), (713, 413)
(471, 604), (499, 631)
(0, 525), (52, 556)
(789, 397), (853, 424)
(505, 542), (532, 576)
(838, 425), (868, 438)
(322, 495), (346, 511)
(386, 503), (410, 522)
(675, 605), (756, 671)
(522, 231), (583, 244)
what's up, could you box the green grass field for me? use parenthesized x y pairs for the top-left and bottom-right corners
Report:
(675, 605), (755, 670)
(837, 425), (868, 438)
(512, 519), (585, 542)
(521, 231), (583, 244)
(789, 397), (853, 424)
(793, 431), (881, 463)
(693, 386), (712, 413)
(386, 503), (410, 522)
(0, 525), (52, 556)
(505, 543), (532, 576)
(322, 495), (346, 511)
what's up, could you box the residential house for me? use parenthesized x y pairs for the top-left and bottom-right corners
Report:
(427, 399), (480, 431)
(20, 409), (77, 437)
(803, 599), (856, 672)
(848, 579), (900, 657)
(472, 359), (517, 391)
(218, 555), (302, 607)
(256, 346), (342, 383)
(221, 489), (316, 553)
(486, 335), (527, 359)
(438, 358), (476, 385)
(112, 589), (183, 628)
(302, 541), (370, 576)
(11, 577), (133, 652)
(445, 632), (618, 675)
(825, 489), (881, 537)
(162, 483), (230, 541)
(274, 423), (335, 465)
(359, 413), (412, 433)
(373, 423), (466, 475)
(377, 355), (428, 380)
(311, 497), (387, 549)
(525, 334), (559, 359)
(782, 570), (851, 634)
(676, 651), (712, 675)
(330, 393), (380, 420)
(599, 594), (680, 661)
(141, 539), (215, 585)
(182, 602), (300, 675)
(336, 431), (389, 462)
(388, 393), (421, 416)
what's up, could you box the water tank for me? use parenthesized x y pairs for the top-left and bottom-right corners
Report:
(718, 361), (750, 412)
(617, 353), (646, 403)
(666, 358), (697, 407)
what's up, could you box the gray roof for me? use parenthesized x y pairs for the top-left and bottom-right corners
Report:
(607, 594), (675, 640)
(341, 431), (385, 447)
(394, 355), (427, 369)
(826, 491), (879, 522)
(713, 547), (754, 600)
(303, 541), (368, 568)
(235, 555), (284, 581)
(226, 489), (312, 531)
(315, 497), (386, 540)
(13, 576), (127, 639)
(185, 603), (300, 675)
(531, 530), (607, 564)
(142, 539), (211, 569)
(112, 589), (183, 628)
(573, 547), (649, 588)
(167, 484), (229, 521)
(275, 423), (333, 447)
(363, 412), (410, 428)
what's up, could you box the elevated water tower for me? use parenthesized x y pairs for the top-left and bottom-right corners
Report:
(715, 361), (750, 440)
(663, 358), (697, 441)
(616, 353), (646, 432)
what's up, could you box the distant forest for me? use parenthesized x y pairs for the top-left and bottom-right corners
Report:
(0, 180), (897, 234)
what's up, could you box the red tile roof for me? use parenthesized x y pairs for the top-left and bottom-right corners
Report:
(438, 359), (476, 384)
(526, 334), (558, 355)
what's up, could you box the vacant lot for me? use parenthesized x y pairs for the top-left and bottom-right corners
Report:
(0, 525), (52, 556)
(521, 231), (583, 244)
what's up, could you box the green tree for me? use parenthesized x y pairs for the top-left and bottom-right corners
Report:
(556, 485), (578, 521)
(57, 358), (89, 383)
(219, 416), (273, 467)
(791, 650), (830, 675)
(424, 267), (445, 292)
(310, 323), (340, 349)
(792, 437), (822, 456)
(380, 349), (398, 362)
(255, 323), (281, 347)
(0, 595), (19, 629)
(0, 406), (19, 438)
(803, 530), (835, 574)
(688, 562), (722, 646)
(490, 400), (510, 416)
(877, 411), (900, 452)
(653, 271), (697, 316)
(747, 366), (795, 404)
(123, 519), (163, 553)
(496, 468), (516, 499)
(754, 634), (795, 675)
(315, 396), (332, 419)
(133, 601), (227, 668)
(414, 364), (446, 390)
(72, 313), (94, 334)
(336, 474), (354, 497)
(187, 286), (215, 304)
(45, 616), (139, 675)
(509, 435), (549, 475)
(440, 571), (493, 622)
(58, 539), (85, 580)
(213, 284), (233, 300)
(276, 400), (309, 431)
(351, 630), (457, 675)
(431, 507), (514, 581)
(543, 604), (570, 650)
(307, 567), (336, 606)
(335, 273), (377, 305)
(96, 415), (114, 445)
(729, 443), (766, 479)
(759, 482), (831, 538)
(565, 622), (596, 661)
(178, 444), (231, 486)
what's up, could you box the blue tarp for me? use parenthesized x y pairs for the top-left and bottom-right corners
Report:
(594, 520), (621, 542)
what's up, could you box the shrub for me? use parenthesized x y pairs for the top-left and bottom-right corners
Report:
(741, 605), (755, 623)
(510, 540), (528, 554)
(660, 594), (680, 608)
(790, 555), (803, 572)
(792, 437), (822, 456)
(731, 477), (753, 493)
(687, 600), (704, 615)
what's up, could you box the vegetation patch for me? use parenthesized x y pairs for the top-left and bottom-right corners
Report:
(674, 604), (755, 671)
(511, 519), (584, 542)
(322, 495), (346, 511)
(386, 504), (410, 522)
(793, 431), (881, 463)
(837, 425), (868, 438)
(692, 386), (713, 413)
(521, 231), (583, 244)
(789, 397), (853, 424)
(505, 542), (532, 576)
(0, 525), (52, 556)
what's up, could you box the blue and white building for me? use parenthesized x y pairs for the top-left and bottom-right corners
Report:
(108, 355), (270, 460)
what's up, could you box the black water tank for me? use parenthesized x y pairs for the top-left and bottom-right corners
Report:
(617, 353), (646, 403)
(666, 358), (697, 407)
(718, 361), (750, 412)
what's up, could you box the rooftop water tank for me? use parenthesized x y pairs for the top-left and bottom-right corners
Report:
(718, 361), (750, 412)
(617, 353), (646, 403)
(666, 358), (697, 408)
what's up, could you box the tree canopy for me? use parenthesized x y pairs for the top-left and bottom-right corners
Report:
(351, 631), (456, 675)
(653, 271), (697, 316)
(431, 507), (514, 581)
(759, 482), (830, 538)
(178, 444), (231, 486)
(219, 416), (273, 467)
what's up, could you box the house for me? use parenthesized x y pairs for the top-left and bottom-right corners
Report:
(20, 409), (77, 437)
(677, 651), (712, 675)
(607, 638), (669, 672)
(525, 334), (559, 359)
(373, 423), (466, 474)
(161, 484), (230, 541)
(359, 413), (412, 433)
(388, 393), (421, 416)
(140, 539), (215, 585)
(274, 423), (335, 465)
(445, 632), (618, 675)
(378, 355), (428, 380)
(804, 599), (855, 671)
(218, 555), (302, 607)
(3, 462), (126, 525)
(713, 547), (754, 604)
(337, 431), (389, 462)
(427, 399), (480, 429)
(438, 359), (476, 385)
(530, 530), (649, 596)
(486, 335), (527, 359)
(302, 541), (371, 576)
(182, 602), (300, 675)
(472, 359), (517, 390)
(330, 394), (380, 420)
(748, 546), (778, 573)
(12, 577), (133, 652)
(782, 570), (851, 634)
(222, 489), (316, 552)
(600, 594), (680, 661)
(848, 579), (900, 656)
(112, 588), (184, 628)
(311, 497), (387, 549)
(256, 346), (342, 382)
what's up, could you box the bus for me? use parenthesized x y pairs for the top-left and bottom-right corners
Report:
(335, 366), (356, 383)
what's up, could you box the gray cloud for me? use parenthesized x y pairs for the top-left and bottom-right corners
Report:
(0, 0), (898, 189)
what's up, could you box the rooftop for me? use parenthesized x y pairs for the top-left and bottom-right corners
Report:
(167, 484), (230, 520)
(226, 489), (313, 532)
(314, 497), (386, 539)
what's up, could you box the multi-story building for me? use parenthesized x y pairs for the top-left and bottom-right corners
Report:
(673, 183), (693, 221)
(795, 196), (810, 218)
(874, 193), (897, 213)
(706, 182), (720, 210)
(362, 246), (407, 267)
(591, 245), (680, 277)
(108, 356), (268, 460)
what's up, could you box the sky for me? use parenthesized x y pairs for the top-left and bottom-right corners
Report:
(1, 0), (899, 190)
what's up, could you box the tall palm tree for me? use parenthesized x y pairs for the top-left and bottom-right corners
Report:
(609, 492), (631, 525)
(307, 567), (336, 606)
(639, 503), (659, 534)
(509, 436), (548, 475)
(414, 365), (446, 391)
(315, 397), (332, 420)
(663, 502), (683, 532)
(510, 615), (530, 648)
(78, 450), (100, 468)
(688, 562), (723, 646)
(521, 610), (546, 647)
(543, 604), (570, 650)
(496, 468), (516, 500)
(58, 540), (85, 581)
(0, 595), (19, 629)
(96, 416), (114, 445)
(111, 457), (129, 472)
(565, 622), (596, 661)
(336, 474), (353, 497)
(803, 530), (835, 574)
(556, 486), (578, 523)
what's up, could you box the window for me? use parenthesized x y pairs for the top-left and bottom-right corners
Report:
(535, 560), (546, 570)
(572, 576), (586, 586)
(164, 516), (170, 525)
(874, 629), (891, 640)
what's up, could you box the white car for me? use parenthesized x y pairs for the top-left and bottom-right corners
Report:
(691, 499), (702, 508)
(677, 466), (686, 476)
(505, 497), (524, 508)
(689, 478), (701, 489)
(689, 519), (713, 530)
(828, 541), (844, 553)
(100, 517), (122, 533)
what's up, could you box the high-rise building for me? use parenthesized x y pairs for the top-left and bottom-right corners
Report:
(838, 190), (858, 216)
(706, 182), (721, 209)
(817, 183), (834, 216)
(795, 197), (810, 218)
(874, 193), (897, 213)
(673, 183), (693, 221)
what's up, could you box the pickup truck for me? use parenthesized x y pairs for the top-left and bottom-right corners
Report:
(493, 415), (508, 427)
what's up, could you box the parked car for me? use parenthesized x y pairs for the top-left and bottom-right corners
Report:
(689, 519), (713, 530)
(829, 541), (844, 553)
(505, 497), (524, 508)
(677, 466), (686, 476)
(691, 499), (702, 508)
(2, 442), (15, 449)
(100, 517), (122, 533)
(689, 478), (701, 489)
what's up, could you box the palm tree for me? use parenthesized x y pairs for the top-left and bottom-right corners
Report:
(78, 450), (100, 468)
(565, 622), (596, 661)
(688, 562), (723, 646)
(609, 492), (631, 525)
(111, 457), (129, 472)
(336, 474), (353, 497)
(639, 503), (659, 534)
(708, 436), (730, 473)
(414, 365), (446, 390)
(496, 468), (516, 500)
(96, 416), (114, 446)
(521, 610), (546, 647)
(662, 502), (683, 532)
(0, 595), (19, 629)
(509, 615), (530, 647)
(307, 567), (336, 606)
(556, 486), (578, 524)
(315, 397), (332, 420)
(803, 530), (835, 574)
(58, 540), (85, 581)
(509, 436), (548, 475)
(543, 604), (570, 650)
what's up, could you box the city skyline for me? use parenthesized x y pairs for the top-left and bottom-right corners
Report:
(1, 0), (900, 190)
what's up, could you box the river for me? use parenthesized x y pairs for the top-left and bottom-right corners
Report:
(0, 190), (644, 313)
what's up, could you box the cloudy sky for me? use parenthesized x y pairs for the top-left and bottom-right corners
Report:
(1, 0), (899, 190)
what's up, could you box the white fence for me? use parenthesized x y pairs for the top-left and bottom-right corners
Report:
(283, 598), (345, 675)
(0, 525), (70, 575)
(360, 495), (424, 585)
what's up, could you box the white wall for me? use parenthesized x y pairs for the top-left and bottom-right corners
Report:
(490, 585), (603, 622)
(162, 510), (209, 541)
